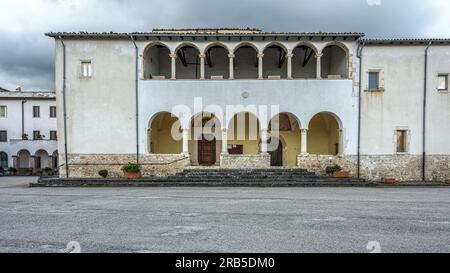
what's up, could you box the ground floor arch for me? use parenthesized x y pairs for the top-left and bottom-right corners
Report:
(190, 112), (222, 166)
(0, 152), (7, 168)
(17, 150), (31, 169)
(227, 112), (261, 155)
(148, 112), (183, 154)
(268, 113), (302, 167)
(35, 150), (50, 169)
(308, 112), (342, 155)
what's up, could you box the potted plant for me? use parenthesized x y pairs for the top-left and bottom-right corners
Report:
(22, 133), (29, 140)
(98, 169), (109, 178)
(325, 165), (350, 178)
(7, 167), (18, 176)
(121, 163), (142, 179)
(42, 167), (53, 176)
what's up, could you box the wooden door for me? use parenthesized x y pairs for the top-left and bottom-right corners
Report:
(198, 136), (216, 166)
(269, 139), (283, 167)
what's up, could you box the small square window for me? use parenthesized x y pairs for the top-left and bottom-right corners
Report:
(33, 106), (40, 118)
(396, 130), (408, 153)
(0, 131), (7, 142)
(49, 106), (57, 118)
(33, 131), (42, 140)
(0, 106), (6, 118)
(438, 74), (448, 91)
(50, 131), (57, 140)
(81, 61), (92, 78)
(369, 71), (380, 90)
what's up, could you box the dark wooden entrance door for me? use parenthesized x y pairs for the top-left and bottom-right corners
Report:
(269, 139), (283, 167)
(198, 136), (216, 166)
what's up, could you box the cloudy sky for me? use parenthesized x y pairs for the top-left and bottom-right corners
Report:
(0, 0), (449, 91)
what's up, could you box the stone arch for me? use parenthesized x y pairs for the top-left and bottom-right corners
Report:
(142, 42), (171, 79)
(233, 42), (259, 53)
(148, 111), (183, 154)
(174, 42), (202, 54)
(292, 43), (318, 79)
(17, 149), (31, 169)
(320, 42), (350, 79)
(0, 151), (7, 168)
(34, 149), (50, 169)
(233, 42), (259, 79)
(203, 42), (231, 79)
(189, 112), (222, 166)
(307, 112), (343, 155)
(204, 42), (231, 55)
(263, 42), (288, 79)
(175, 43), (201, 79)
(268, 112), (302, 167)
(292, 41), (319, 55)
(227, 112), (262, 155)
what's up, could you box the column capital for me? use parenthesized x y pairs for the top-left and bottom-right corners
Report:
(286, 53), (294, 58)
(301, 128), (309, 133)
(228, 54), (235, 58)
(199, 54), (206, 59)
(169, 53), (178, 59)
(315, 53), (323, 58)
(257, 53), (265, 58)
(222, 128), (228, 133)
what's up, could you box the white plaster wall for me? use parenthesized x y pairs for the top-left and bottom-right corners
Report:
(362, 45), (450, 155)
(0, 98), (57, 167)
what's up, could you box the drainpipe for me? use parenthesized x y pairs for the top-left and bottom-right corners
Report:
(356, 40), (365, 179)
(59, 36), (69, 178)
(129, 35), (140, 164)
(423, 41), (432, 181)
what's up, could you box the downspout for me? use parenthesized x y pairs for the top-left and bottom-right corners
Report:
(129, 35), (140, 164)
(21, 100), (26, 136)
(423, 41), (432, 181)
(59, 36), (69, 178)
(356, 40), (365, 179)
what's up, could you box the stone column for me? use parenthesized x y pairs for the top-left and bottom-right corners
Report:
(182, 129), (190, 155)
(221, 128), (229, 155)
(316, 53), (323, 79)
(228, 54), (235, 79)
(30, 156), (36, 172)
(199, 54), (206, 80)
(261, 129), (269, 154)
(258, 53), (264, 79)
(170, 53), (177, 80)
(286, 53), (293, 79)
(147, 128), (152, 154)
(300, 129), (309, 156)
(338, 129), (344, 156)
(12, 156), (18, 169)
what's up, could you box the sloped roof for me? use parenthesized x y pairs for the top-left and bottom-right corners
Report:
(0, 90), (56, 100)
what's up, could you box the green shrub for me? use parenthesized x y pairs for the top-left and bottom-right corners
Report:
(43, 167), (53, 174)
(98, 169), (109, 178)
(7, 167), (17, 173)
(326, 165), (342, 175)
(121, 163), (141, 173)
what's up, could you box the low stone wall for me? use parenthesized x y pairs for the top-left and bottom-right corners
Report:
(59, 154), (190, 178)
(220, 154), (270, 169)
(297, 154), (450, 182)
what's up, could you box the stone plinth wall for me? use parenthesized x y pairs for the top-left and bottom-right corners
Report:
(220, 154), (270, 169)
(297, 154), (450, 182)
(59, 154), (190, 178)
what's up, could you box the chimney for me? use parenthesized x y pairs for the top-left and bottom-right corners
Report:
(15, 86), (22, 92)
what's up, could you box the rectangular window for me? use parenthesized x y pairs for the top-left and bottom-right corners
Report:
(396, 130), (408, 153)
(0, 131), (7, 142)
(81, 61), (92, 78)
(33, 106), (40, 118)
(49, 106), (57, 118)
(0, 106), (6, 118)
(33, 131), (41, 140)
(50, 131), (57, 140)
(438, 74), (448, 91)
(369, 71), (380, 90)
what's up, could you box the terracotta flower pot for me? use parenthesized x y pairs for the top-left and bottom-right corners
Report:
(332, 171), (350, 178)
(123, 171), (142, 180)
(381, 178), (397, 184)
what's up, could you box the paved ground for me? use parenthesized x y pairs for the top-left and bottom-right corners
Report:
(0, 176), (449, 253)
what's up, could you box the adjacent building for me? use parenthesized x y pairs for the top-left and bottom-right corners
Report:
(0, 88), (58, 174)
(46, 28), (450, 181)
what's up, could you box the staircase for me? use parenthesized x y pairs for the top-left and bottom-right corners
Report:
(33, 168), (371, 187)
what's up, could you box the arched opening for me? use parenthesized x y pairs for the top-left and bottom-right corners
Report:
(268, 137), (283, 167)
(227, 112), (261, 155)
(35, 150), (50, 170)
(149, 112), (182, 154)
(269, 113), (302, 167)
(292, 44), (317, 79)
(0, 152), (8, 168)
(205, 44), (230, 79)
(17, 150), (31, 169)
(190, 112), (222, 166)
(321, 44), (349, 79)
(143, 44), (171, 79)
(308, 112), (341, 155)
(52, 150), (58, 170)
(234, 44), (258, 79)
(263, 44), (287, 79)
(176, 44), (200, 79)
